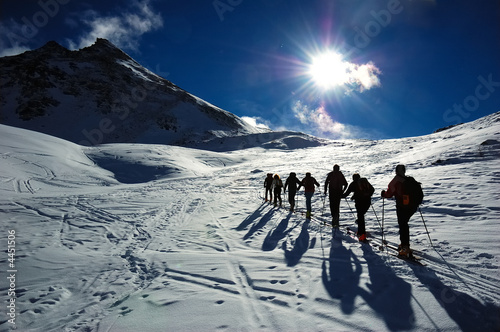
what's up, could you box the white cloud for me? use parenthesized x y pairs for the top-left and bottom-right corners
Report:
(67, 0), (163, 51)
(291, 100), (352, 139)
(308, 51), (381, 93)
(241, 116), (271, 130)
(0, 20), (32, 57)
(347, 61), (381, 92)
(0, 42), (30, 57)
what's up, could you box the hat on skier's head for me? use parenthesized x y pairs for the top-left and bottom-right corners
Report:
(396, 164), (406, 176)
(353, 173), (360, 180)
(290, 172), (296, 177)
(306, 172), (311, 177)
(333, 164), (340, 172)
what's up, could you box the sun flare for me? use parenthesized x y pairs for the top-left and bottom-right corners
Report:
(308, 51), (350, 90)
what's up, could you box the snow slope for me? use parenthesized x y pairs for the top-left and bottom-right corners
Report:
(0, 112), (499, 331)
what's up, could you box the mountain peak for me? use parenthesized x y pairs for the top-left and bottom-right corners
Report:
(79, 38), (133, 61)
(90, 38), (122, 52)
(42, 40), (66, 50)
(37, 40), (71, 57)
(0, 38), (267, 148)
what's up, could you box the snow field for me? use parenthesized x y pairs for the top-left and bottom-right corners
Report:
(0, 113), (499, 331)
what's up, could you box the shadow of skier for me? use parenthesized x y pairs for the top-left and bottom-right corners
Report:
(236, 202), (277, 241)
(359, 245), (415, 331)
(262, 213), (295, 251)
(409, 263), (500, 332)
(283, 219), (311, 266)
(321, 234), (362, 314)
(235, 202), (269, 231)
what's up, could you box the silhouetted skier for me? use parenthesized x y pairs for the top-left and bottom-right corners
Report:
(284, 172), (301, 212)
(300, 172), (320, 218)
(264, 173), (273, 202)
(381, 164), (423, 257)
(324, 164), (347, 227)
(342, 173), (374, 241)
(272, 174), (283, 207)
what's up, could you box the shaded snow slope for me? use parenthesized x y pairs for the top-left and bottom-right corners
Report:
(0, 124), (111, 193)
(0, 112), (499, 331)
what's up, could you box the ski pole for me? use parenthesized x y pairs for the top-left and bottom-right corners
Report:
(419, 208), (434, 248)
(344, 197), (356, 222)
(321, 194), (326, 215)
(380, 198), (385, 251)
(371, 204), (383, 231)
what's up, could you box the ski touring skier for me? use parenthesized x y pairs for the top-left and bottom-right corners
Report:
(264, 173), (273, 202)
(284, 172), (301, 212)
(342, 173), (375, 241)
(324, 164), (348, 227)
(300, 172), (320, 218)
(272, 174), (284, 207)
(381, 164), (423, 258)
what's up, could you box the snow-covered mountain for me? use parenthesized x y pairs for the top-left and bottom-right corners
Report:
(0, 38), (322, 149)
(0, 111), (499, 331)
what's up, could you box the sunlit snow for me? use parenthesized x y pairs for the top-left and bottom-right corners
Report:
(1, 112), (499, 331)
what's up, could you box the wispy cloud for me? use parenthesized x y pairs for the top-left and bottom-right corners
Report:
(233, 98), (380, 139)
(291, 100), (351, 139)
(0, 20), (32, 57)
(285, 100), (384, 139)
(67, 0), (163, 51)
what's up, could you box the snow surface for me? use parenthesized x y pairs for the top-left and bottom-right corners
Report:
(0, 112), (499, 331)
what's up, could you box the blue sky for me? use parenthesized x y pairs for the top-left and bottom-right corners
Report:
(1, 0), (499, 139)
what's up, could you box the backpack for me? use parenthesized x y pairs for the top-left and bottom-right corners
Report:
(401, 176), (424, 208)
(328, 171), (347, 191)
(357, 178), (374, 197)
(302, 177), (316, 191)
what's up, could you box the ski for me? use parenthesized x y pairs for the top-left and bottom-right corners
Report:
(345, 227), (370, 243)
(389, 252), (426, 266)
(370, 238), (426, 265)
(344, 224), (426, 265)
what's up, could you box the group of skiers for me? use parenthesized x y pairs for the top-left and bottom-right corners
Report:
(263, 164), (423, 258)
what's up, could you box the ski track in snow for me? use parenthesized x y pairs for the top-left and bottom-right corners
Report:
(1, 115), (500, 331)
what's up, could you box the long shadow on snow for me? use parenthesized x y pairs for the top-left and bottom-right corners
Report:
(409, 263), (500, 332)
(235, 202), (269, 231)
(321, 234), (415, 330)
(359, 245), (415, 331)
(262, 213), (296, 251)
(237, 204), (275, 240)
(321, 235), (361, 314)
(283, 220), (311, 266)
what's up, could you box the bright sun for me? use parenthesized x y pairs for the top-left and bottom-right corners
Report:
(309, 51), (349, 90)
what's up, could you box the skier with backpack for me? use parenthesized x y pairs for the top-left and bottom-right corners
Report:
(272, 174), (284, 207)
(299, 172), (320, 218)
(324, 164), (348, 227)
(284, 172), (301, 212)
(264, 173), (273, 202)
(381, 164), (424, 257)
(342, 173), (375, 241)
